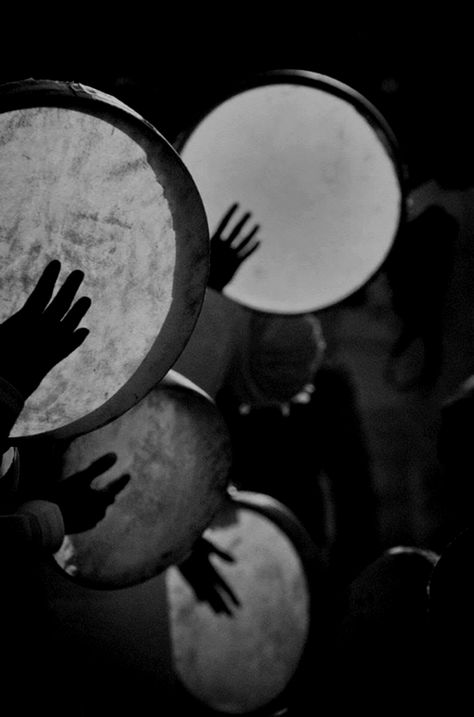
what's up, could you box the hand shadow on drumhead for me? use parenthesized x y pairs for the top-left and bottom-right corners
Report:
(0, 259), (91, 400)
(177, 536), (241, 617)
(208, 203), (261, 292)
(47, 452), (130, 535)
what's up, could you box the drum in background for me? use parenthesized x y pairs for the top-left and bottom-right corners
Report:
(0, 78), (209, 440)
(166, 490), (325, 715)
(177, 69), (404, 314)
(52, 370), (232, 589)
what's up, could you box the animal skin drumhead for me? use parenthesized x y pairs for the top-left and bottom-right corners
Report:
(52, 370), (232, 589)
(166, 491), (313, 714)
(178, 70), (403, 314)
(0, 79), (209, 439)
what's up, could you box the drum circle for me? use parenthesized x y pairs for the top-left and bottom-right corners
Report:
(0, 78), (209, 440)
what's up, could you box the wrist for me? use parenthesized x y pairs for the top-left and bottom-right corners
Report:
(0, 376), (26, 436)
(0, 375), (26, 407)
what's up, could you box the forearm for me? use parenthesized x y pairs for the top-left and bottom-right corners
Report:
(0, 375), (25, 450)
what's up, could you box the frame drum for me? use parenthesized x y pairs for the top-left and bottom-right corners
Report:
(52, 370), (232, 589)
(0, 79), (209, 439)
(177, 69), (405, 314)
(166, 490), (324, 715)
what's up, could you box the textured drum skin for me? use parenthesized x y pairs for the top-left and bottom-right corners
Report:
(178, 69), (404, 314)
(0, 79), (209, 439)
(53, 371), (232, 588)
(166, 491), (316, 714)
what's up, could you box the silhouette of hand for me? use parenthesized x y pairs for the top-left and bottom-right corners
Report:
(48, 453), (130, 534)
(208, 203), (261, 291)
(178, 536), (241, 616)
(0, 260), (91, 398)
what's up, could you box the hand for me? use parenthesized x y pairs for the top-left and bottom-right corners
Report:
(0, 260), (91, 398)
(208, 203), (261, 292)
(48, 453), (130, 534)
(177, 536), (241, 616)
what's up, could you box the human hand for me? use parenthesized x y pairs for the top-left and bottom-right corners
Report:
(48, 453), (130, 534)
(0, 260), (91, 398)
(177, 536), (241, 616)
(208, 203), (261, 292)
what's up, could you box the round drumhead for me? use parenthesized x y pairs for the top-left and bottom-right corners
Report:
(177, 69), (404, 314)
(52, 370), (232, 589)
(166, 490), (316, 714)
(0, 79), (209, 439)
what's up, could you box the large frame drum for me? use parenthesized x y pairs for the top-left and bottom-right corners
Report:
(166, 490), (327, 715)
(51, 371), (232, 589)
(177, 69), (405, 314)
(0, 78), (209, 439)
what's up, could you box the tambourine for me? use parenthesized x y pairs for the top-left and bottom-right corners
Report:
(0, 78), (209, 439)
(177, 69), (405, 314)
(52, 370), (232, 589)
(166, 489), (325, 715)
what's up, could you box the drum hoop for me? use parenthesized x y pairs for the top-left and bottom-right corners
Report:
(225, 488), (323, 570)
(175, 68), (407, 191)
(0, 79), (210, 442)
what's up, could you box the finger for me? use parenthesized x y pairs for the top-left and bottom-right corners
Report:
(56, 328), (90, 361)
(211, 546), (236, 563)
(196, 537), (216, 554)
(208, 592), (233, 616)
(214, 575), (241, 607)
(78, 453), (118, 482)
(99, 473), (131, 500)
(44, 269), (86, 321)
(223, 584), (241, 607)
(60, 296), (92, 333)
(212, 203), (239, 237)
(22, 260), (61, 313)
(234, 224), (260, 251)
(237, 241), (261, 262)
(227, 212), (251, 242)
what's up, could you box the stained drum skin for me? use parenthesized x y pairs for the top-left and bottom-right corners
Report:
(0, 80), (209, 439)
(53, 372), (232, 588)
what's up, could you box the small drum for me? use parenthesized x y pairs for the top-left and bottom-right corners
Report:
(0, 78), (209, 439)
(177, 69), (404, 314)
(52, 370), (232, 589)
(166, 490), (325, 715)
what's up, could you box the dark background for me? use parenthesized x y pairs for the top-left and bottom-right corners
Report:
(3, 18), (474, 550)
(2, 17), (474, 713)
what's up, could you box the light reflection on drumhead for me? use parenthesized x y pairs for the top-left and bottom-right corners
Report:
(0, 81), (209, 438)
(180, 74), (403, 313)
(166, 503), (310, 714)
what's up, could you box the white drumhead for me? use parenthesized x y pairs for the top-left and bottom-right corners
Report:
(179, 70), (403, 313)
(166, 492), (312, 714)
(52, 370), (232, 588)
(0, 79), (209, 438)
